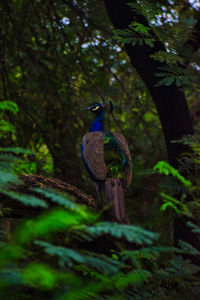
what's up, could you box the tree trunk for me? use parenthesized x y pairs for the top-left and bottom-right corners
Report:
(103, 0), (200, 263)
(103, 0), (194, 168)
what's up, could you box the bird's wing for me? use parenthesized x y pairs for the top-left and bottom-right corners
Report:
(82, 132), (107, 181)
(113, 132), (132, 188)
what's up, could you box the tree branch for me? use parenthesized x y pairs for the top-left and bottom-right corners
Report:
(0, 174), (96, 218)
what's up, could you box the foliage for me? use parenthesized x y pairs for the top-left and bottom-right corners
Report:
(154, 135), (200, 219)
(1, 0), (200, 298)
(0, 152), (200, 299)
(0, 0), (165, 187)
(154, 160), (192, 188)
(0, 101), (18, 137)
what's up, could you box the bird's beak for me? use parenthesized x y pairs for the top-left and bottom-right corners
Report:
(84, 105), (91, 111)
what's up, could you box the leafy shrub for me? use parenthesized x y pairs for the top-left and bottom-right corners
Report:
(0, 152), (200, 299)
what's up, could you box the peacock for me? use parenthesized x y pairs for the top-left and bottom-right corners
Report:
(81, 102), (132, 223)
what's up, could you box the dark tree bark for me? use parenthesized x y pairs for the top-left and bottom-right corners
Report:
(0, 174), (95, 218)
(103, 0), (200, 263)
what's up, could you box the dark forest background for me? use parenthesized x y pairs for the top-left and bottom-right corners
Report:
(1, 0), (200, 299)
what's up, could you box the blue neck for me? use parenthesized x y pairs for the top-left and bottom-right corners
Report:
(89, 110), (105, 132)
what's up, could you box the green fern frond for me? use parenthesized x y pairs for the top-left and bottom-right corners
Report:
(151, 50), (185, 65)
(160, 192), (191, 215)
(35, 240), (120, 273)
(0, 190), (48, 208)
(167, 255), (200, 277)
(0, 268), (23, 286)
(0, 147), (33, 155)
(0, 101), (19, 115)
(154, 161), (192, 188)
(178, 240), (200, 256)
(0, 171), (20, 186)
(84, 222), (158, 245)
(33, 188), (97, 222)
(114, 269), (151, 289)
(187, 221), (200, 234)
(17, 209), (87, 244)
(33, 188), (78, 211)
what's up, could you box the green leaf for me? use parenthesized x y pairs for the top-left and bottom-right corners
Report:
(0, 190), (48, 208)
(35, 240), (120, 273)
(17, 209), (86, 244)
(160, 193), (190, 215)
(178, 240), (200, 256)
(33, 189), (78, 211)
(0, 147), (33, 155)
(156, 76), (175, 87)
(154, 161), (192, 187)
(23, 263), (57, 289)
(85, 222), (158, 245)
(187, 222), (200, 234)
(114, 269), (151, 289)
(130, 22), (150, 36)
(167, 255), (200, 277)
(0, 120), (15, 133)
(0, 268), (23, 286)
(0, 101), (19, 115)
(0, 171), (20, 186)
(144, 112), (157, 122)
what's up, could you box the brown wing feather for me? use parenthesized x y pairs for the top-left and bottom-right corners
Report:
(113, 132), (132, 188)
(82, 132), (107, 181)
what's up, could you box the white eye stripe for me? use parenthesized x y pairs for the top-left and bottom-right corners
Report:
(92, 106), (99, 111)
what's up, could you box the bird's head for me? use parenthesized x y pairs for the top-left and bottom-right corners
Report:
(84, 103), (104, 115)
(84, 101), (113, 114)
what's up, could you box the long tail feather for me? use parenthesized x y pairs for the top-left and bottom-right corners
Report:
(96, 182), (105, 207)
(104, 177), (129, 224)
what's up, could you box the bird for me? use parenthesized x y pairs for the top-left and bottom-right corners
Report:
(81, 102), (132, 224)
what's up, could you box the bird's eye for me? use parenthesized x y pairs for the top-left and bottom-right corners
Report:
(92, 106), (99, 111)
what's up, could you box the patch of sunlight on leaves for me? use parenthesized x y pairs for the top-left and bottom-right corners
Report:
(0, 101), (19, 115)
(144, 112), (157, 122)
(84, 222), (158, 245)
(0, 147), (36, 175)
(13, 160), (37, 175)
(154, 160), (192, 187)
(0, 120), (15, 133)
(17, 209), (86, 244)
(23, 263), (57, 289)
